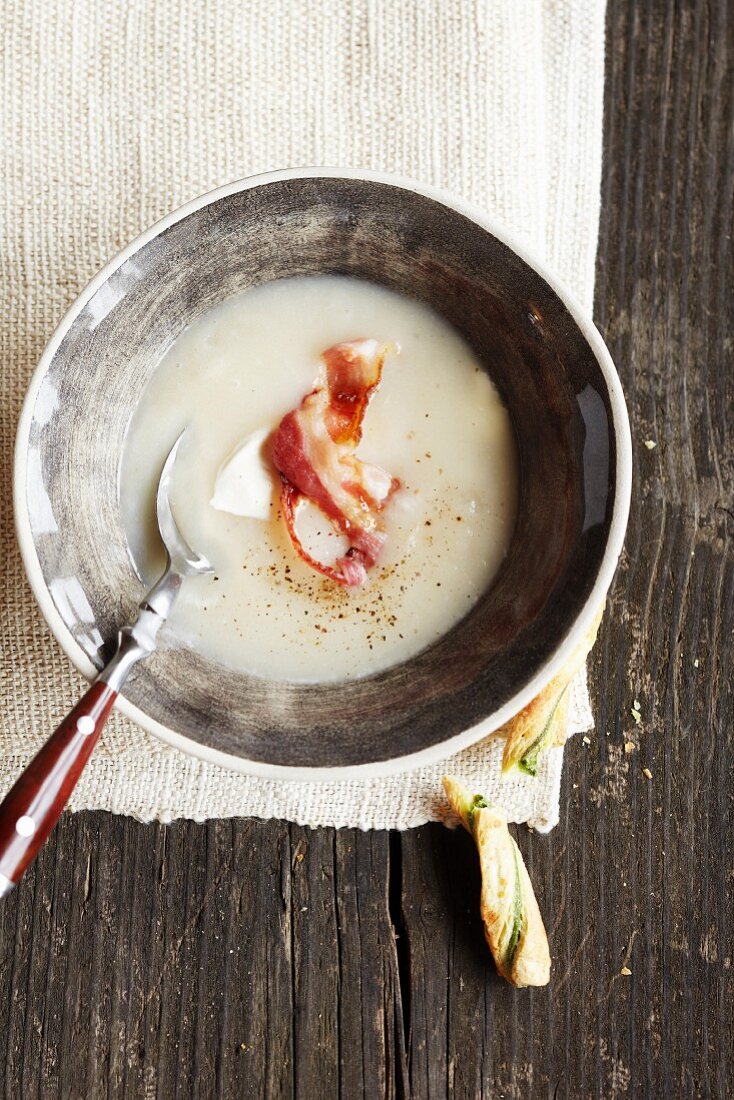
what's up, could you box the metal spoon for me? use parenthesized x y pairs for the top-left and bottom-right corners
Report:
(0, 431), (213, 897)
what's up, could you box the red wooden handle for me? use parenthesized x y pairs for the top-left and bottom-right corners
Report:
(0, 681), (117, 892)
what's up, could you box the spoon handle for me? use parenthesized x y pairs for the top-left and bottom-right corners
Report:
(0, 575), (185, 898)
(0, 682), (117, 897)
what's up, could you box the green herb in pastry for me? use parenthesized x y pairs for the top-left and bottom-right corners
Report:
(443, 775), (551, 988)
(499, 604), (604, 775)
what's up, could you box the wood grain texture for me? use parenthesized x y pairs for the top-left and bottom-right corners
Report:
(0, 0), (732, 1096)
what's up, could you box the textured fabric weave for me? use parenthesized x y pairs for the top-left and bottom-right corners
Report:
(0, 0), (606, 831)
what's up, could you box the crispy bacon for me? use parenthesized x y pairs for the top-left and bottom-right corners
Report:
(272, 339), (400, 586)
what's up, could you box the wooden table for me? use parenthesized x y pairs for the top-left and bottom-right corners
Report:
(1, 3), (732, 1096)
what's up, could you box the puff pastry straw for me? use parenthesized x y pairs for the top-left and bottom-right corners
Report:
(498, 604), (605, 775)
(443, 776), (551, 987)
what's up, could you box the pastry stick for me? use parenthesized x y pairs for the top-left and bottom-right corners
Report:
(499, 604), (605, 775)
(443, 776), (551, 987)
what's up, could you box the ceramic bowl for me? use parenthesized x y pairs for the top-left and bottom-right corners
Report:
(14, 169), (632, 779)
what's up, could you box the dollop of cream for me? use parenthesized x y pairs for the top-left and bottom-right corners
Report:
(210, 428), (276, 519)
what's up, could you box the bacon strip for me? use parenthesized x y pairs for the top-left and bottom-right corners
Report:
(272, 339), (400, 586)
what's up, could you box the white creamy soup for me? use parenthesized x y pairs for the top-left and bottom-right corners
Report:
(120, 275), (518, 682)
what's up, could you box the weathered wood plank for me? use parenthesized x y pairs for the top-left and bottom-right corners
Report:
(334, 831), (406, 1099)
(399, 0), (734, 1096)
(0, 818), (404, 1099)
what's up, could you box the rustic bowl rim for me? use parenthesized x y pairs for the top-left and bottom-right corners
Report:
(14, 166), (632, 781)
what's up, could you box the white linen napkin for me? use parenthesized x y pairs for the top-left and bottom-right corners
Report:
(0, 0), (607, 831)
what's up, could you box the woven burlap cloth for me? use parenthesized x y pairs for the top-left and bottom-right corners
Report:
(1, 0), (606, 831)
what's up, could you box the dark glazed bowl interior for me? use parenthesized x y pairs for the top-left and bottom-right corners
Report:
(20, 175), (620, 770)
